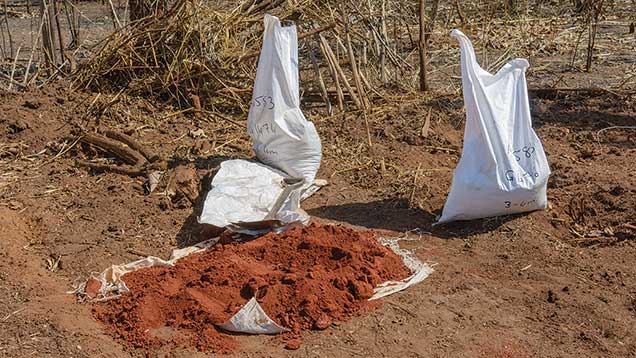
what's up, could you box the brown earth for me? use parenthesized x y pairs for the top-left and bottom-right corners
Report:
(1, 79), (634, 357)
(1, 2), (636, 358)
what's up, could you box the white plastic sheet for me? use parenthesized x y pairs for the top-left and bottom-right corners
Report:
(437, 30), (550, 224)
(247, 14), (322, 186)
(370, 235), (434, 300)
(77, 238), (218, 299)
(218, 298), (287, 334)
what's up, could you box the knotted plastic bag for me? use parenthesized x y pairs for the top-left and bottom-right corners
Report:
(437, 30), (550, 224)
(247, 14), (322, 186)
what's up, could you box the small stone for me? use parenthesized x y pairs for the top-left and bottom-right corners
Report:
(23, 100), (41, 109)
(285, 339), (302, 350)
(281, 274), (297, 285)
(313, 314), (331, 330)
(84, 278), (102, 299)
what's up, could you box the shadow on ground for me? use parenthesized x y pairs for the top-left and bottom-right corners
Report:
(308, 198), (523, 239)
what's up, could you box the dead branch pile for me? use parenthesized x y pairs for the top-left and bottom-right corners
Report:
(71, 0), (632, 116)
(71, 0), (426, 115)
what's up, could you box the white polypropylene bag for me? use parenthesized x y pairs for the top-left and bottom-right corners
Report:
(247, 14), (322, 186)
(198, 159), (309, 234)
(437, 30), (550, 224)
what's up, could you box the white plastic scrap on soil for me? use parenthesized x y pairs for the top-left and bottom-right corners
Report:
(371, 233), (434, 300)
(72, 238), (220, 300)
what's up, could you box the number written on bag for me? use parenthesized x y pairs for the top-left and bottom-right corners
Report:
(504, 199), (537, 209)
(509, 145), (536, 162)
(505, 168), (540, 182)
(252, 95), (275, 110)
(248, 121), (278, 140)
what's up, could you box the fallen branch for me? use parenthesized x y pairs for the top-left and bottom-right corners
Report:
(99, 128), (160, 163)
(79, 131), (147, 166)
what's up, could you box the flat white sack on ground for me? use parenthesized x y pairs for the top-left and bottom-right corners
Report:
(247, 14), (322, 187)
(437, 30), (550, 224)
(198, 159), (309, 235)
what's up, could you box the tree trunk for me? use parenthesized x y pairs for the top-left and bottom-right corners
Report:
(418, 0), (427, 91)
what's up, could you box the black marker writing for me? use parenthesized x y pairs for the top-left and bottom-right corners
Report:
(252, 95), (275, 110)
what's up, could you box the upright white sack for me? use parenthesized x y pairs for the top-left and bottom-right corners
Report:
(437, 30), (550, 224)
(247, 14), (322, 186)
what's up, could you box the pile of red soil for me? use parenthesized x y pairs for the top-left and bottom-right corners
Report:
(92, 224), (411, 353)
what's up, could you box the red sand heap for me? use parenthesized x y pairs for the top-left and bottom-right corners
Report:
(93, 224), (411, 353)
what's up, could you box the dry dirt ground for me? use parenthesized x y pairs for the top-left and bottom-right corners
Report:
(1, 3), (636, 358)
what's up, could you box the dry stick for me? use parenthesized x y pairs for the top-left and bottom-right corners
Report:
(8, 46), (20, 91)
(2, 0), (13, 57)
(370, 18), (380, 57)
(455, 1), (465, 26)
(309, 44), (332, 115)
(40, 0), (57, 68)
(362, 30), (368, 77)
(359, 69), (384, 100)
(79, 132), (147, 166)
(585, 0), (604, 72)
(392, 15), (399, 83)
(403, 18), (415, 49)
(0, 71), (26, 90)
(62, 0), (74, 46)
(108, 0), (122, 29)
(362, 111), (373, 149)
(23, 12), (46, 87)
(362, 18), (414, 70)
(421, 107), (432, 138)
(339, 5), (368, 109)
(100, 128), (160, 163)
(318, 33), (362, 110)
(409, 163), (422, 206)
(335, 35), (347, 60)
(318, 34), (344, 112)
(596, 126), (636, 142)
(529, 86), (634, 97)
(0, 10), (5, 60)
(380, 0), (387, 85)
(122, 0), (129, 27)
(63, 0), (79, 47)
(570, 27), (585, 69)
(52, 0), (65, 65)
(419, 0), (439, 92)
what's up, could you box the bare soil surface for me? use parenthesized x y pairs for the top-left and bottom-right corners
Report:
(1, 2), (635, 358)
